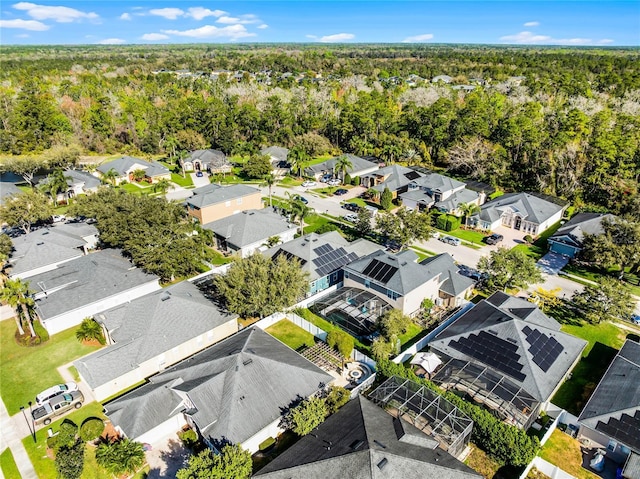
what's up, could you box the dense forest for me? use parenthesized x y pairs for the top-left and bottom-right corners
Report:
(0, 44), (639, 213)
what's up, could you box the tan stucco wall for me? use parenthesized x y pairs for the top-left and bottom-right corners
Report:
(188, 191), (263, 224)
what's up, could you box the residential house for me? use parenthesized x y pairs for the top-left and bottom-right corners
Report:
(202, 209), (296, 258)
(470, 192), (567, 236)
(261, 146), (290, 178)
(429, 292), (587, 429)
(400, 173), (482, 213)
(0, 173), (23, 206)
(185, 183), (263, 224)
(254, 395), (481, 479)
(105, 327), (333, 451)
(432, 75), (453, 84)
(96, 156), (170, 185)
(74, 281), (238, 401)
(38, 169), (101, 203)
(304, 154), (379, 181)
(360, 164), (422, 198)
(578, 340), (640, 462)
(30, 249), (161, 334)
(420, 254), (475, 308)
(548, 213), (616, 258)
(263, 231), (382, 297)
(343, 250), (471, 317)
(7, 222), (99, 279)
(181, 149), (232, 174)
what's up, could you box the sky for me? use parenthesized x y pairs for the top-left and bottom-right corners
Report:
(0, 1), (638, 46)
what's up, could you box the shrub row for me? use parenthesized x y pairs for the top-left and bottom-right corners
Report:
(437, 214), (461, 232)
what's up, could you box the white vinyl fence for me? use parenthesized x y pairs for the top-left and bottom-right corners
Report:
(519, 457), (577, 479)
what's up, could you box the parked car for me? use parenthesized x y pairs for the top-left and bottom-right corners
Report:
(485, 233), (504, 245)
(631, 314), (640, 325)
(440, 236), (461, 246)
(293, 195), (308, 204)
(195, 171), (204, 177)
(32, 390), (84, 426)
(343, 214), (359, 223)
(334, 189), (348, 196)
(301, 181), (316, 187)
(51, 215), (66, 223)
(327, 178), (341, 186)
(36, 382), (78, 405)
(342, 202), (361, 212)
(321, 174), (333, 183)
(457, 264), (487, 281)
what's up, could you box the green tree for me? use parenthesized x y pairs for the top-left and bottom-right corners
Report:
(214, 254), (309, 318)
(288, 195), (312, 235)
(40, 168), (71, 206)
(242, 153), (272, 179)
(572, 277), (634, 324)
(152, 178), (172, 196)
(0, 277), (36, 336)
(41, 144), (82, 170)
(580, 217), (640, 277)
(55, 439), (85, 479)
(261, 173), (276, 207)
(290, 396), (328, 436)
(333, 155), (353, 184)
(0, 156), (47, 187)
(377, 309), (412, 339)
(371, 335), (397, 361)
(324, 386), (351, 414)
(288, 146), (310, 178)
(262, 235), (282, 248)
(477, 247), (543, 292)
(458, 202), (480, 227)
(0, 234), (13, 265)
(75, 317), (105, 345)
(326, 329), (354, 358)
(131, 169), (146, 183)
(100, 168), (118, 186)
(95, 438), (145, 476)
(176, 444), (252, 479)
(354, 208), (373, 236)
(380, 187), (393, 211)
(375, 208), (434, 249)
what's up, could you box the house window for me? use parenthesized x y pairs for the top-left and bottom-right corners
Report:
(607, 440), (617, 452)
(225, 201), (231, 207)
(386, 289), (399, 300)
(236, 197), (243, 205)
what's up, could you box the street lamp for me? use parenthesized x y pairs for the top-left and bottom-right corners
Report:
(20, 402), (36, 443)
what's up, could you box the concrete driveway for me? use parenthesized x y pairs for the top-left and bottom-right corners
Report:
(145, 436), (189, 479)
(537, 252), (570, 275)
(190, 172), (210, 188)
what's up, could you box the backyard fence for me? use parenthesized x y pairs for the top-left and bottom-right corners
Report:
(518, 457), (577, 479)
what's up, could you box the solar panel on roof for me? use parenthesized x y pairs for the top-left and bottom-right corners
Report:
(523, 327), (564, 372)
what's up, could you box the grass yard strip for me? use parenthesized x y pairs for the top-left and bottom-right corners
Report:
(266, 319), (316, 350)
(464, 444), (501, 479)
(398, 322), (422, 346)
(441, 228), (486, 245)
(0, 321), (102, 415)
(539, 430), (600, 479)
(170, 172), (193, 187)
(294, 309), (369, 353)
(410, 245), (436, 257)
(279, 176), (303, 187)
(0, 448), (21, 479)
(22, 402), (107, 479)
(562, 263), (640, 297)
(303, 214), (330, 234)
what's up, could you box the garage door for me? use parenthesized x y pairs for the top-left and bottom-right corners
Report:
(549, 241), (577, 258)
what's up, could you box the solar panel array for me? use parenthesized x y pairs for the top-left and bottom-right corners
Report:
(450, 330), (526, 382)
(273, 249), (307, 266)
(312, 244), (359, 277)
(597, 410), (640, 451)
(404, 171), (422, 180)
(523, 326), (564, 372)
(361, 259), (398, 284)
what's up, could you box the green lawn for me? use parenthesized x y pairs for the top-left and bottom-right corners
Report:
(170, 172), (194, 188)
(440, 228), (486, 245)
(0, 321), (103, 415)
(409, 245), (436, 257)
(307, 155), (333, 166)
(0, 448), (21, 479)
(266, 320), (316, 351)
(303, 214), (331, 234)
(562, 263), (640, 297)
(117, 183), (154, 195)
(294, 308), (369, 354)
(279, 176), (303, 187)
(205, 247), (235, 265)
(511, 221), (563, 261)
(398, 322), (423, 346)
(539, 430), (600, 479)
(550, 305), (627, 414)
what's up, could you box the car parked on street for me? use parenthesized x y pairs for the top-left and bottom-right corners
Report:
(321, 174), (333, 183)
(334, 189), (348, 196)
(343, 214), (359, 223)
(293, 195), (308, 204)
(327, 178), (341, 186)
(440, 235), (461, 246)
(484, 233), (504, 245)
(32, 390), (84, 426)
(36, 382), (78, 405)
(301, 180), (316, 187)
(342, 202), (361, 212)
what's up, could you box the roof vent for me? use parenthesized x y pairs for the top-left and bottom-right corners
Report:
(42, 231), (50, 235)
(160, 293), (171, 301)
(243, 358), (253, 366)
(373, 440), (387, 449)
(36, 242), (45, 246)
(377, 458), (388, 470)
(349, 440), (364, 450)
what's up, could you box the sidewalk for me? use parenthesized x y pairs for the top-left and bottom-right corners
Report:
(0, 397), (38, 479)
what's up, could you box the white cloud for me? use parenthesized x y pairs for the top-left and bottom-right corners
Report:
(120, 13), (131, 21)
(402, 33), (434, 43)
(319, 33), (354, 43)
(187, 7), (226, 20)
(15, 33), (30, 37)
(217, 14), (260, 25)
(523, 21), (539, 27)
(141, 33), (169, 40)
(98, 38), (126, 44)
(0, 18), (49, 30)
(162, 24), (256, 40)
(306, 34), (317, 39)
(500, 31), (613, 45)
(149, 8), (184, 20)
(13, 2), (98, 23)
(258, 24), (268, 29)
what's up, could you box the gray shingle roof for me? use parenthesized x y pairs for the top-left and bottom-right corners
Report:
(186, 184), (261, 208)
(31, 249), (159, 320)
(304, 154), (378, 176)
(183, 149), (230, 169)
(260, 146), (289, 162)
(430, 292), (587, 402)
(578, 340), (640, 452)
(345, 250), (439, 295)
(435, 189), (479, 212)
(411, 173), (466, 193)
(420, 254), (475, 297)
(96, 156), (169, 177)
(398, 188), (435, 203)
(9, 223), (98, 277)
(64, 169), (101, 191)
(264, 231), (382, 281)
(475, 192), (565, 225)
(73, 281), (237, 389)
(0, 181), (22, 205)
(362, 164), (419, 193)
(255, 395), (481, 479)
(202, 209), (292, 249)
(549, 213), (615, 248)
(106, 327), (333, 442)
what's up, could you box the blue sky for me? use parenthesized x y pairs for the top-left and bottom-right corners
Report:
(1, 1), (638, 46)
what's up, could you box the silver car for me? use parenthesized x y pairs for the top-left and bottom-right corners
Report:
(32, 390), (84, 425)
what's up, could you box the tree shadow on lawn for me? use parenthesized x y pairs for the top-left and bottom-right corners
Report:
(551, 342), (618, 415)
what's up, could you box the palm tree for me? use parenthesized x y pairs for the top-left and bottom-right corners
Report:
(287, 193), (311, 235)
(75, 317), (106, 345)
(40, 169), (71, 206)
(262, 236), (282, 248)
(152, 178), (172, 196)
(288, 146), (310, 179)
(334, 155), (353, 184)
(261, 174), (277, 207)
(0, 277), (35, 337)
(402, 148), (422, 166)
(101, 168), (118, 186)
(458, 202), (480, 227)
(131, 169), (147, 183)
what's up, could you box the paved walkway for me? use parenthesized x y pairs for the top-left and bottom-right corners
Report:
(0, 397), (38, 479)
(537, 252), (570, 275)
